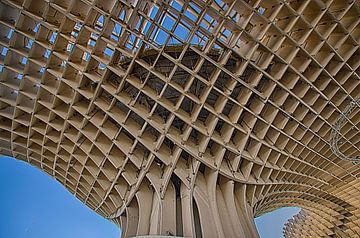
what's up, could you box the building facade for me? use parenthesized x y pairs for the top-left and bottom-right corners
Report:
(0, 0), (359, 237)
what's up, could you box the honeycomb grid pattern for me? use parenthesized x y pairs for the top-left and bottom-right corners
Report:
(0, 0), (359, 237)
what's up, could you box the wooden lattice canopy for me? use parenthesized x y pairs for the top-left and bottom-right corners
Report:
(0, 0), (359, 237)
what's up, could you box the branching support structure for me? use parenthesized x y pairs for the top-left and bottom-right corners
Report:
(0, 0), (359, 237)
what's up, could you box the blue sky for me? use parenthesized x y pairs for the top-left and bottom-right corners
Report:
(255, 207), (300, 238)
(0, 156), (119, 238)
(0, 156), (299, 238)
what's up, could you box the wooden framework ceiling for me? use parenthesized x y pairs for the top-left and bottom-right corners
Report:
(0, 0), (359, 237)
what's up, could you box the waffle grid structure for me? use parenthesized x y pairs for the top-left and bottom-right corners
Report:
(0, 0), (359, 237)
